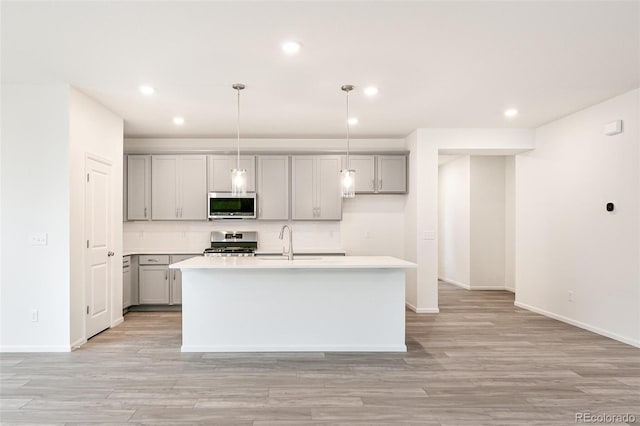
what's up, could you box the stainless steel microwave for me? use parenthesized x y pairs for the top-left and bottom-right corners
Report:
(208, 192), (257, 219)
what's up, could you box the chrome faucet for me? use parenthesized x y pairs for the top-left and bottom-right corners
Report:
(278, 225), (294, 261)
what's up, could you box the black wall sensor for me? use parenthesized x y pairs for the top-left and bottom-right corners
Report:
(606, 202), (615, 212)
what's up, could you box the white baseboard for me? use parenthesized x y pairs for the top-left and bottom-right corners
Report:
(111, 316), (124, 327)
(71, 337), (87, 350)
(472, 286), (509, 290)
(438, 276), (470, 289)
(405, 301), (439, 313)
(439, 277), (511, 292)
(514, 301), (640, 349)
(182, 344), (407, 353)
(0, 345), (71, 353)
(505, 287), (515, 293)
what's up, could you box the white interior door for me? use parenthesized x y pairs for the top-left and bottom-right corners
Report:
(85, 157), (112, 339)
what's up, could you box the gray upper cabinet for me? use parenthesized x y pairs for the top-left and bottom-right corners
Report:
(207, 155), (256, 193)
(377, 155), (407, 193)
(152, 155), (207, 220)
(127, 155), (151, 220)
(342, 155), (376, 193)
(257, 156), (289, 220)
(180, 156), (208, 220)
(292, 155), (341, 220)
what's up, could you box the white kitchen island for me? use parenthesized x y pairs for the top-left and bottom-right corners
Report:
(169, 256), (416, 352)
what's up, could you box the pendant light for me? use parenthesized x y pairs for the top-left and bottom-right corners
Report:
(340, 84), (356, 198)
(231, 83), (247, 196)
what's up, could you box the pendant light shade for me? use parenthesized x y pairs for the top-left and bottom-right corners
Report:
(340, 84), (356, 198)
(231, 83), (247, 196)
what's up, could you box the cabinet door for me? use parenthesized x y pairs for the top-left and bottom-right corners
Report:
(291, 156), (316, 220)
(127, 155), (151, 220)
(377, 155), (407, 193)
(180, 155), (207, 220)
(316, 156), (342, 220)
(170, 268), (182, 305)
(139, 266), (170, 304)
(122, 268), (131, 308)
(151, 156), (179, 220)
(343, 155), (376, 193)
(169, 255), (196, 305)
(257, 156), (289, 220)
(208, 155), (256, 192)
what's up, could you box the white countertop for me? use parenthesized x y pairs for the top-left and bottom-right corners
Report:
(123, 250), (200, 257)
(255, 249), (346, 256)
(170, 255), (416, 270)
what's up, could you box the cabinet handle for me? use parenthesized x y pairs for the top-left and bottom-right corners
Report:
(372, 179), (376, 190)
(179, 207), (183, 218)
(173, 270), (176, 280)
(379, 179), (382, 190)
(165, 271), (168, 280)
(144, 207), (147, 218)
(148, 259), (158, 262)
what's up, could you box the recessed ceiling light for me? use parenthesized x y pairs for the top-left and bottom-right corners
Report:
(281, 41), (302, 55)
(139, 85), (155, 96)
(348, 117), (359, 125)
(364, 87), (379, 96)
(504, 108), (518, 118)
(173, 117), (185, 125)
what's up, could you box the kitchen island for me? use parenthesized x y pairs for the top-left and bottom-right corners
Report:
(169, 256), (416, 352)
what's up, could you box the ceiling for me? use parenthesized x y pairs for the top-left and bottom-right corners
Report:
(2, 1), (638, 138)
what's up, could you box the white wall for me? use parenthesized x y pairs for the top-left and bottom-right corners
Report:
(69, 88), (124, 347)
(516, 89), (640, 347)
(470, 156), (506, 289)
(403, 131), (419, 309)
(438, 156), (470, 288)
(1, 84), (71, 351)
(504, 156), (515, 292)
(406, 129), (535, 312)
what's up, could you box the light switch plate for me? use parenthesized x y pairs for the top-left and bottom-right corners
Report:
(30, 233), (48, 246)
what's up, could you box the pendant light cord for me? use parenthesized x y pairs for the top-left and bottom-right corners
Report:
(236, 87), (241, 170)
(346, 89), (350, 169)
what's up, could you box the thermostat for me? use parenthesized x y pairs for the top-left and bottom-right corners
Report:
(603, 120), (623, 136)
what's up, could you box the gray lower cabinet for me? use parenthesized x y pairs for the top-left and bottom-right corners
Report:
(169, 254), (197, 305)
(123, 256), (132, 308)
(136, 254), (196, 306)
(139, 265), (170, 304)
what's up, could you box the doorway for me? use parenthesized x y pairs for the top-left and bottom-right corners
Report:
(437, 155), (516, 294)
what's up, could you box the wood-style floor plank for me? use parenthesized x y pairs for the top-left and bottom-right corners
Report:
(1, 282), (639, 425)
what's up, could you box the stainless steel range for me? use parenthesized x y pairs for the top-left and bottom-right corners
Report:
(203, 231), (258, 257)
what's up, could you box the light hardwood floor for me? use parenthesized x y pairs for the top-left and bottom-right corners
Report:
(1, 282), (639, 425)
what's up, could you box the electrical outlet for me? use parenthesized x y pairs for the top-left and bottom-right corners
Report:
(30, 233), (48, 246)
(31, 309), (39, 322)
(568, 291), (574, 302)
